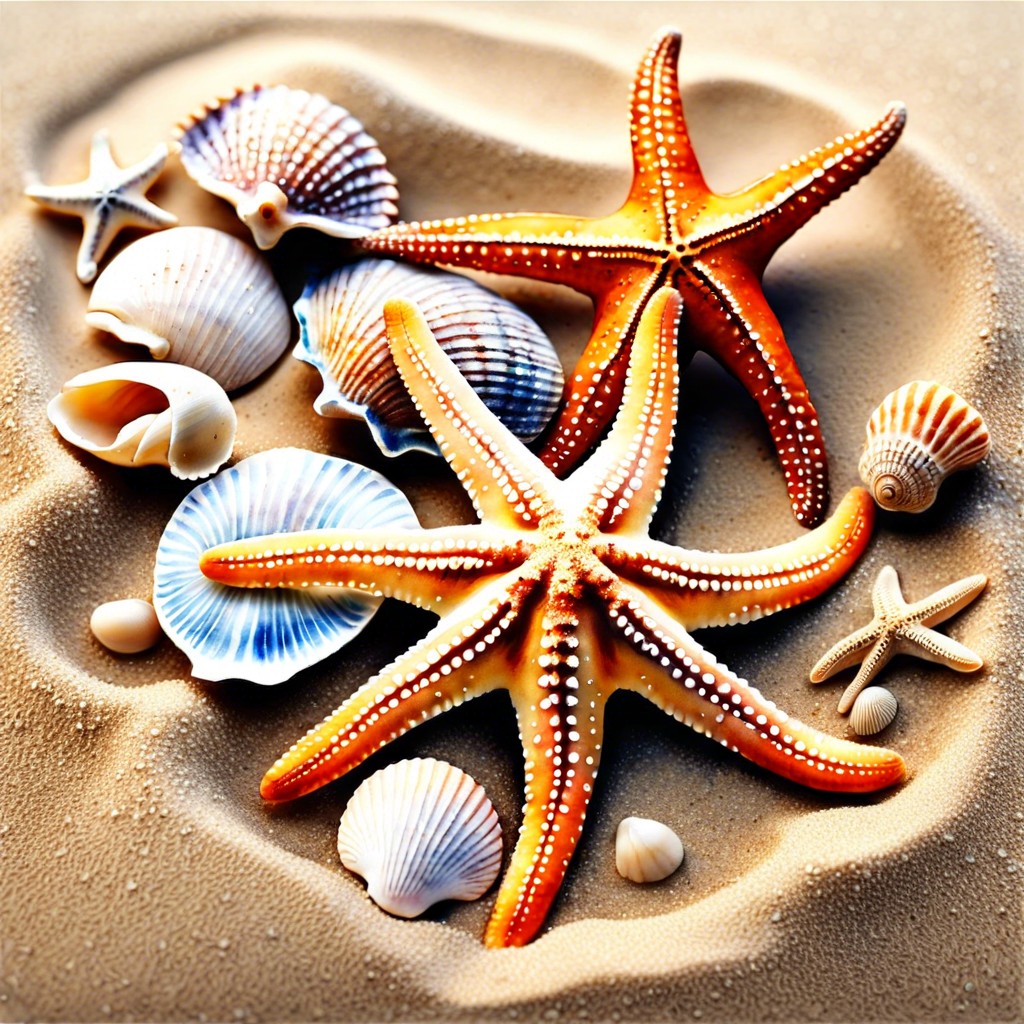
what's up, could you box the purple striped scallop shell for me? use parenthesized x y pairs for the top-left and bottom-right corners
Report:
(176, 85), (399, 250)
(293, 258), (565, 457)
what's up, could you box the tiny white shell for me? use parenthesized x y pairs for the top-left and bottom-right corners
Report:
(849, 686), (899, 737)
(90, 599), (163, 654)
(337, 758), (502, 918)
(176, 85), (399, 249)
(47, 361), (236, 480)
(859, 380), (990, 513)
(615, 817), (684, 883)
(86, 227), (291, 392)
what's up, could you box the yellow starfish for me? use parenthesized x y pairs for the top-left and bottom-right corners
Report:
(25, 130), (177, 284)
(362, 28), (907, 527)
(201, 288), (904, 947)
(811, 564), (987, 713)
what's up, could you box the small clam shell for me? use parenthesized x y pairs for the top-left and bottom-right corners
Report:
(153, 448), (417, 685)
(294, 259), (564, 456)
(849, 686), (899, 737)
(90, 599), (163, 654)
(859, 381), (990, 512)
(86, 227), (291, 392)
(47, 361), (236, 480)
(176, 85), (399, 249)
(615, 817), (684, 883)
(337, 758), (502, 918)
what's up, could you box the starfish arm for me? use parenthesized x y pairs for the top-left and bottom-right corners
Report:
(260, 575), (523, 801)
(111, 193), (178, 230)
(870, 563), (906, 619)
(679, 260), (828, 526)
(361, 211), (653, 296)
(120, 142), (172, 190)
(608, 583), (905, 792)
(809, 623), (884, 682)
(908, 573), (988, 628)
(626, 28), (710, 224)
(601, 486), (873, 626)
(485, 586), (607, 947)
(200, 525), (528, 612)
(74, 204), (117, 284)
(695, 103), (907, 268)
(834, 637), (899, 713)
(569, 287), (681, 533)
(897, 623), (984, 672)
(384, 299), (560, 529)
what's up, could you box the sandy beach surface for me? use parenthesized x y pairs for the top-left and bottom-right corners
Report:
(1, 3), (1021, 1021)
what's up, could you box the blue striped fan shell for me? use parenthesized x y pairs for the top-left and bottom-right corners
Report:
(153, 448), (418, 685)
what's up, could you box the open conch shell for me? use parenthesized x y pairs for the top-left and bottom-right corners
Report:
(176, 85), (399, 249)
(86, 226), (291, 393)
(293, 259), (564, 456)
(858, 380), (990, 513)
(47, 361), (236, 480)
(337, 758), (502, 919)
(154, 448), (417, 685)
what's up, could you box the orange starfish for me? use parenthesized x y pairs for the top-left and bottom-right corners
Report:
(361, 28), (906, 527)
(201, 288), (904, 947)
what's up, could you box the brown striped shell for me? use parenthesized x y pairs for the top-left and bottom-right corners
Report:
(858, 381), (990, 512)
(176, 85), (399, 249)
(293, 259), (564, 456)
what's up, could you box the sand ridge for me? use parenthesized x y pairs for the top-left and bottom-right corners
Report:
(1, 4), (1021, 1021)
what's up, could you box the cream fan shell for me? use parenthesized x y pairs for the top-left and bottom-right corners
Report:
(615, 817), (684, 883)
(337, 758), (502, 918)
(86, 226), (291, 392)
(293, 259), (564, 456)
(90, 599), (163, 654)
(858, 380), (990, 513)
(176, 85), (399, 249)
(47, 361), (236, 480)
(849, 686), (899, 737)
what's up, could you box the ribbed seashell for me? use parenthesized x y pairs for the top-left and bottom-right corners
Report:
(86, 227), (291, 393)
(47, 361), (236, 480)
(849, 686), (899, 737)
(293, 259), (565, 456)
(337, 758), (502, 919)
(153, 448), (417, 685)
(614, 817), (684, 883)
(858, 381), (990, 513)
(176, 85), (399, 249)
(90, 599), (163, 654)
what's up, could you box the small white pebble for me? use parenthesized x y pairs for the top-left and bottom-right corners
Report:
(90, 599), (162, 654)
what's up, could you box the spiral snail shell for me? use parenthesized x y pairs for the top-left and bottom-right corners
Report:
(858, 381), (990, 513)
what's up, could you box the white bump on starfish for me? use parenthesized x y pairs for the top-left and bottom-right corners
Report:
(25, 131), (177, 284)
(810, 564), (987, 713)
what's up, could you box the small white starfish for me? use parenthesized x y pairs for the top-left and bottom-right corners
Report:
(811, 564), (987, 713)
(25, 131), (177, 284)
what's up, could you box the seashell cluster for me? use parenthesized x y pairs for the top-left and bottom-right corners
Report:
(337, 758), (502, 918)
(176, 85), (399, 249)
(614, 817), (684, 883)
(153, 448), (417, 685)
(293, 259), (565, 456)
(90, 599), (163, 654)
(849, 686), (899, 737)
(48, 361), (236, 480)
(86, 226), (291, 393)
(859, 380), (990, 513)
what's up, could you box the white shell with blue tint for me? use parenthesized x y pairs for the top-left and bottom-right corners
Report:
(293, 259), (564, 457)
(153, 448), (418, 685)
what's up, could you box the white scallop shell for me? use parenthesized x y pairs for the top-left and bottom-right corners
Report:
(90, 599), (163, 654)
(849, 686), (899, 737)
(47, 361), (236, 480)
(153, 448), (417, 685)
(337, 758), (502, 918)
(859, 380), (990, 512)
(293, 259), (564, 456)
(86, 227), (291, 392)
(176, 85), (399, 249)
(614, 817), (684, 883)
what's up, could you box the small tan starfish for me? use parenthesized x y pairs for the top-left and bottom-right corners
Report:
(811, 564), (987, 713)
(25, 131), (177, 283)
